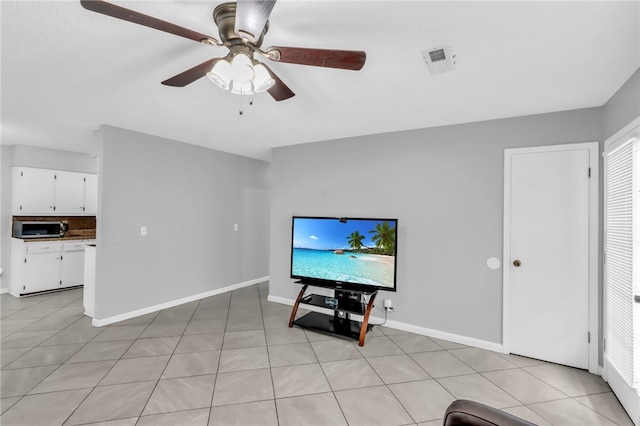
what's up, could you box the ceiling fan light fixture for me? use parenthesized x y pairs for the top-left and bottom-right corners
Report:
(231, 80), (254, 95)
(207, 54), (273, 95)
(80, 0), (365, 102)
(230, 53), (255, 84)
(252, 63), (275, 93)
(207, 59), (232, 90)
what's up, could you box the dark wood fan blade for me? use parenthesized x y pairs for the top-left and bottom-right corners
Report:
(161, 58), (222, 87)
(267, 46), (366, 70)
(262, 64), (295, 101)
(234, 0), (277, 43)
(80, 0), (217, 43)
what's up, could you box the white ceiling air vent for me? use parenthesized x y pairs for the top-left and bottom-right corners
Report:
(422, 46), (456, 75)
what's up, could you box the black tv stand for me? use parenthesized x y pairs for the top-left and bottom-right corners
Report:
(288, 282), (378, 346)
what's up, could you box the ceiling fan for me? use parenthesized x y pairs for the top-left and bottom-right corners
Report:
(80, 0), (367, 101)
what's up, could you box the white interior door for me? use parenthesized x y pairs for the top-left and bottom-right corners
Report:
(504, 143), (597, 370)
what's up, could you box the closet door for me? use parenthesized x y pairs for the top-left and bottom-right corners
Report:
(504, 143), (595, 370)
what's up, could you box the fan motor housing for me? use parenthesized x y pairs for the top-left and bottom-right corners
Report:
(213, 2), (268, 47)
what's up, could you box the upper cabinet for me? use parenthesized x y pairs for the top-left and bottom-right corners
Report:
(84, 174), (98, 215)
(55, 171), (86, 214)
(11, 168), (56, 214)
(12, 167), (98, 216)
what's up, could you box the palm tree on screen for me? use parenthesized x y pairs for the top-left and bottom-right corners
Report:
(370, 221), (395, 255)
(347, 231), (365, 250)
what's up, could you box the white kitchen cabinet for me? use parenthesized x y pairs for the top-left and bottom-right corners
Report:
(11, 167), (97, 216)
(61, 242), (87, 287)
(84, 174), (98, 215)
(10, 241), (64, 295)
(24, 243), (63, 294)
(12, 167), (56, 215)
(10, 239), (89, 296)
(56, 171), (87, 214)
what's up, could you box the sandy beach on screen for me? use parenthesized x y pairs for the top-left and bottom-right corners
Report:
(359, 253), (395, 266)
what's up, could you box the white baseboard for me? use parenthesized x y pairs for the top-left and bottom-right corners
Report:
(267, 295), (295, 306)
(375, 318), (504, 352)
(0, 288), (9, 294)
(92, 276), (268, 327)
(267, 294), (504, 353)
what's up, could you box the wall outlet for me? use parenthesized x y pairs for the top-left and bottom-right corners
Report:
(384, 299), (392, 309)
(234, 224), (239, 231)
(140, 226), (147, 236)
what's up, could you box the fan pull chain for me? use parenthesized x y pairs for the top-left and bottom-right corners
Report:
(238, 97), (255, 116)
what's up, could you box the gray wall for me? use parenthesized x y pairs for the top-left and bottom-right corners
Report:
(269, 66), (640, 348)
(0, 144), (97, 291)
(269, 108), (602, 345)
(603, 68), (640, 140)
(94, 125), (270, 319)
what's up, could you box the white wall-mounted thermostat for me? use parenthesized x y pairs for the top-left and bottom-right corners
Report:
(422, 46), (456, 74)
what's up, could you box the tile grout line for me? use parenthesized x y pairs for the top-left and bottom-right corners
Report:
(60, 305), (159, 425)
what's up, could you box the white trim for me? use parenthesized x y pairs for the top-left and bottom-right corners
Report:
(0, 288), (8, 294)
(91, 276), (268, 327)
(267, 295), (295, 306)
(377, 318), (504, 352)
(503, 142), (600, 374)
(604, 360), (640, 425)
(602, 116), (640, 425)
(605, 116), (640, 151)
(268, 295), (503, 353)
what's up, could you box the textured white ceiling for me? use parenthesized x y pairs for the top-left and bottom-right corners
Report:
(2, 1), (639, 161)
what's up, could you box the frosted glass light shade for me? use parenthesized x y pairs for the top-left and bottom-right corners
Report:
(207, 54), (274, 96)
(207, 60), (232, 90)
(231, 80), (254, 95)
(252, 63), (275, 92)
(231, 54), (255, 84)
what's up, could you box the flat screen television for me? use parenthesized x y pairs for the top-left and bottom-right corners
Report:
(290, 216), (398, 293)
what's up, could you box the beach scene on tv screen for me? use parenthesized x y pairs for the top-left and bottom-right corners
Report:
(292, 218), (396, 288)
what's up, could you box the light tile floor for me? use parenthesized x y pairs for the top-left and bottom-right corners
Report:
(0, 282), (633, 426)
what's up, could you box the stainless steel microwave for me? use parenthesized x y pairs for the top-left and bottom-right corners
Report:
(12, 221), (65, 239)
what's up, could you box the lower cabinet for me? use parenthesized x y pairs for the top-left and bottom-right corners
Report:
(10, 239), (92, 296)
(61, 242), (88, 287)
(23, 244), (62, 294)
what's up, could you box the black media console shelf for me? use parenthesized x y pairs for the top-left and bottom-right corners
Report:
(288, 283), (378, 346)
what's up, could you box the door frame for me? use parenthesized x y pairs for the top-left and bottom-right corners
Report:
(602, 116), (640, 424)
(502, 142), (600, 374)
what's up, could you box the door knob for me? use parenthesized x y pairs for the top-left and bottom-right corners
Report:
(513, 260), (522, 267)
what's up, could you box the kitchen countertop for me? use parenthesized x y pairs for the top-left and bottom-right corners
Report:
(13, 235), (96, 242)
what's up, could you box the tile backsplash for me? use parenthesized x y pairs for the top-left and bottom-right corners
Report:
(12, 215), (96, 238)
